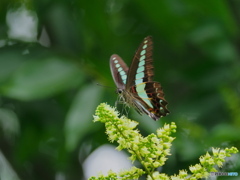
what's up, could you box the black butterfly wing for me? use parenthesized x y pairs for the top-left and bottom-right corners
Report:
(110, 54), (129, 90)
(128, 81), (169, 120)
(126, 36), (154, 89)
(126, 36), (169, 120)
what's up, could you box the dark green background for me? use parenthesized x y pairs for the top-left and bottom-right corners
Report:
(0, 0), (239, 179)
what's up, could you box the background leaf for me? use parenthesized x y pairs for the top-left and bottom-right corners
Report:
(65, 84), (103, 151)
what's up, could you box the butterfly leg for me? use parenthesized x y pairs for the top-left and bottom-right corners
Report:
(115, 100), (125, 116)
(115, 95), (130, 117)
(123, 105), (130, 117)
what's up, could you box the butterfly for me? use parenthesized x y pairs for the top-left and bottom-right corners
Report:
(110, 36), (169, 120)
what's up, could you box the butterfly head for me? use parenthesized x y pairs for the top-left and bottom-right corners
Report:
(116, 88), (123, 94)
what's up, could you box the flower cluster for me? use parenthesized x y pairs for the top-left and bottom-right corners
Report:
(94, 103), (176, 173)
(88, 167), (144, 180)
(188, 147), (238, 179)
(91, 103), (239, 180)
(148, 147), (238, 180)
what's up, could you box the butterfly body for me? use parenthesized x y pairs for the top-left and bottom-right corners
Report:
(110, 36), (169, 120)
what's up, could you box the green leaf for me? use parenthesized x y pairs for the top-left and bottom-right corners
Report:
(0, 56), (83, 100)
(64, 83), (103, 151)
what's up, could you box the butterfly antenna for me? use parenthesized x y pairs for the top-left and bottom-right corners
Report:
(96, 83), (115, 89)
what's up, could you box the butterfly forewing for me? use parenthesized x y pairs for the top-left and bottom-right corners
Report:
(110, 54), (129, 90)
(126, 36), (154, 89)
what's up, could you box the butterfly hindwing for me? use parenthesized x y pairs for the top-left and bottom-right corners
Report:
(130, 82), (169, 120)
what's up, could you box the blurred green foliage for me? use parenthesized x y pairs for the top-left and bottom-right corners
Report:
(0, 0), (239, 179)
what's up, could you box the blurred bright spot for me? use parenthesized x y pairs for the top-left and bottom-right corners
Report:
(82, 144), (132, 179)
(55, 172), (65, 180)
(0, 150), (20, 180)
(39, 27), (51, 47)
(0, 40), (6, 47)
(6, 6), (38, 42)
(0, 108), (20, 140)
